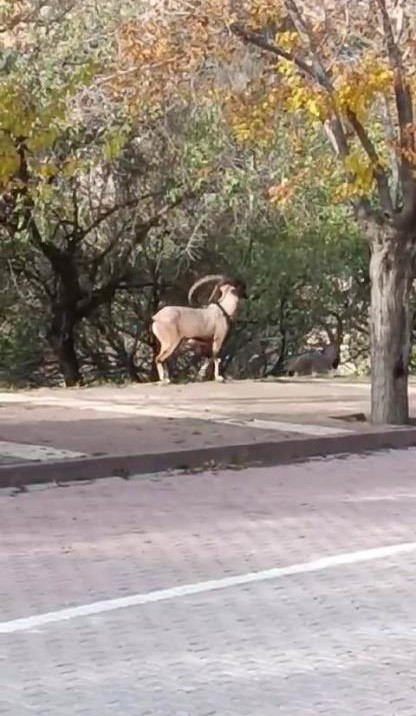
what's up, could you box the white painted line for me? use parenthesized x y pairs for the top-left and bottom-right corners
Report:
(217, 418), (352, 436)
(0, 441), (87, 462)
(0, 394), (199, 420)
(0, 394), (351, 435)
(1, 541), (415, 634)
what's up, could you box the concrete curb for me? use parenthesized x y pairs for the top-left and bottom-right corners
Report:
(1, 426), (416, 488)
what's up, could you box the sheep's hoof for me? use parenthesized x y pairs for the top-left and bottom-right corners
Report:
(158, 379), (171, 386)
(215, 376), (225, 383)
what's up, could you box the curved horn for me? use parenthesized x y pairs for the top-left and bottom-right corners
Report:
(188, 274), (225, 306)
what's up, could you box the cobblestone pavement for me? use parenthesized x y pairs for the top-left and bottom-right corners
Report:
(2, 450), (416, 714)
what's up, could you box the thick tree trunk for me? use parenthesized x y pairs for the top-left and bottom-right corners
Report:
(369, 239), (412, 424)
(48, 311), (82, 387)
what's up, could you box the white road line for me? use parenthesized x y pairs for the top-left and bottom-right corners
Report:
(1, 541), (415, 634)
(0, 441), (87, 462)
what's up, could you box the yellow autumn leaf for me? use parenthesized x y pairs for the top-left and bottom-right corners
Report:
(306, 98), (322, 118)
(0, 152), (19, 185)
(36, 162), (58, 179)
(62, 158), (79, 178)
(276, 31), (299, 52)
(334, 54), (393, 120)
(268, 179), (293, 206)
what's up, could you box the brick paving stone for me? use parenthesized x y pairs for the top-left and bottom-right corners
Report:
(1, 449), (416, 714)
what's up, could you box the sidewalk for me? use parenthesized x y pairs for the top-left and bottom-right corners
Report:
(1, 378), (416, 486)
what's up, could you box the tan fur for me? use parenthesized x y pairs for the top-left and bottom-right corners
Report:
(151, 279), (244, 383)
(286, 344), (338, 376)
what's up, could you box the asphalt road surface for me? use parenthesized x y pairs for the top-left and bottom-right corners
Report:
(1, 449), (416, 715)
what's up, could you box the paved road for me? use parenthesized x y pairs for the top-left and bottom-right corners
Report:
(1, 450), (416, 715)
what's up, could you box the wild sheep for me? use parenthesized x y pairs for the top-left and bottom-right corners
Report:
(285, 343), (339, 376)
(285, 316), (342, 376)
(151, 274), (247, 383)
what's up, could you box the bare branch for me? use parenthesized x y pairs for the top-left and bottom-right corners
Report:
(80, 192), (161, 241)
(77, 187), (202, 318)
(323, 117), (349, 158)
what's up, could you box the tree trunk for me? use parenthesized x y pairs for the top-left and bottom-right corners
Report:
(48, 311), (82, 387)
(369, 238), (412, 424)
(268, 331), (287, 376)
(147, 326), (161, 382)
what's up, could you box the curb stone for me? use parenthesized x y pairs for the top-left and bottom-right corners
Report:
(1, 426), (416, 489)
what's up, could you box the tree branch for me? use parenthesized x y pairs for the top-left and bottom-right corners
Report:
(382, 96), (401, 210)
(77, 187), (200, 318)
(346, 109), (394, 217)
(230, 6), (411, 223)
(230, 22), (349, 158)
(230, 23), (315, 79)
(283, 0), (332, 90)
(78, 193), (160, 242)
(375, 0), (416, 212)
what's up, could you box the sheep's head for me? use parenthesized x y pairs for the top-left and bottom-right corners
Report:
(218, 277), (248, 299)
(188, 274), (248, 306)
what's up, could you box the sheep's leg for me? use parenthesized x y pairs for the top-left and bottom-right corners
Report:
(156, 343), (182, 384)
(199, 358), (211, 377)
(213, 358), (223, 382)
(212, 336), (224, 382)
(152, 321), (180, 384)
(156, 358), (169, 383)
(197, 341), (214, 381)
